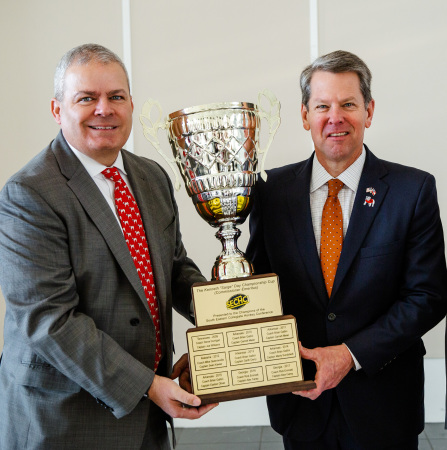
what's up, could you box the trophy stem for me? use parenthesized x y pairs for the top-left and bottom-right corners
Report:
(212, 222), (254, 281)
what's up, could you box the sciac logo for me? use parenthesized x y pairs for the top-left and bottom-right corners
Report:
(226, 293), (249, 310)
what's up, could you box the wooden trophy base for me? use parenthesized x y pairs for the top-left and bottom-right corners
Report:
(199, 380), (317, 405)
(187, 311), (316, 404)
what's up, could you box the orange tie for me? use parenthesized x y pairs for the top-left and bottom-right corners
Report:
(320, 179), (344, 297)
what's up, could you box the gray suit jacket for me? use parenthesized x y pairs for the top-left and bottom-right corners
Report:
(0, 131), (205, 449)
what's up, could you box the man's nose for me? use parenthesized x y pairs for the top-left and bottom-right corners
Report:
(95, 98), (114, 116)
(328, 105), (344, 123)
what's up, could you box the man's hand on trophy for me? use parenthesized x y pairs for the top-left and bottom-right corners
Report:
(292, 342), (354, 400)
(171, 353), (192, 393)
(148, 374), (218, 419)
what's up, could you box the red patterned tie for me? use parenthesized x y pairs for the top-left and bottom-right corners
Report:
(102, 167), (161, 371)
(320, 179), (344, 298)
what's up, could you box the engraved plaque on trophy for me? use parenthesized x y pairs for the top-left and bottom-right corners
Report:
(186, 315), (315, 404)
(140, 92), (315, 402)
(192, 274), (283, 327)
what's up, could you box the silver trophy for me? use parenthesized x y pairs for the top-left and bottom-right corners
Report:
(139, 91), (280, 280)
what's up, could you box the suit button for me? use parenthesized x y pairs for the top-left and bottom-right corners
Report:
(130, 318), (140, 326)
(327, 313), (336, 322)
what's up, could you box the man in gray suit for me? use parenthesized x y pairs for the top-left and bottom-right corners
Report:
(0, 44), (216, 449)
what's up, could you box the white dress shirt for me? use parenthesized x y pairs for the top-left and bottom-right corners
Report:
(69, 144), (133, 231)
(310, 148), (366, 254)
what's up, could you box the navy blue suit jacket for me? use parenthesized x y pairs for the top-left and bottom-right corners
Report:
(246, 147), (447, 449)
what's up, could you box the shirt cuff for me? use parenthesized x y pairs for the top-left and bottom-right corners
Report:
(343, 343), (362, 371)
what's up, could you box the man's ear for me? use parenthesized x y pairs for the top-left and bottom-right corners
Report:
(51, 98), (62, 125)
(301, 104), (310, 131)
(365, 99), (375, 129)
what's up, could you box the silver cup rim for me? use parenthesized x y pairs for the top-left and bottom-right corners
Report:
(168, 102), (257, 121)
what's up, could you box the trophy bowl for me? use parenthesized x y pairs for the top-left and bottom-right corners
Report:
(140, 92), (280, 280)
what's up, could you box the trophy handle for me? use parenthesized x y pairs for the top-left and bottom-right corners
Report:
(257, 89), (281, 181)
(139, 99), (182, 190)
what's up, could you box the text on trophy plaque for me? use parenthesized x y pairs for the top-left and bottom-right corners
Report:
(187, 315), (315, 403)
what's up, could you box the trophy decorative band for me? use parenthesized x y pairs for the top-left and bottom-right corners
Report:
(140, 91), (280, 280)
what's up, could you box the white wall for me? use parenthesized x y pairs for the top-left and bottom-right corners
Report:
(0, 0), (446, 423)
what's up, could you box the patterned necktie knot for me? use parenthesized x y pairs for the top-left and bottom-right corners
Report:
(102, 167), (119, 181)
(327, 179), (344, 197)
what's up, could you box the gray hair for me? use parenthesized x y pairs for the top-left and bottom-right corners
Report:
(54, 43), (130, 101)
(300, 50), (372, 109)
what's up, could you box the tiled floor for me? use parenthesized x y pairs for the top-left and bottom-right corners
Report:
(172, 423), (447, 449)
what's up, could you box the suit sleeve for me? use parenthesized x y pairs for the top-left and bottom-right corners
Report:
(246, 181), (273, 275)
(345, 174), (447, 375)
(0, 181), (154, 419)
(155, 162), (206, 323)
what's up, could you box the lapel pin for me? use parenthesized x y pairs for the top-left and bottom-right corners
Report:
(366, 187), (376, 196)
(364, 196), (375, 207)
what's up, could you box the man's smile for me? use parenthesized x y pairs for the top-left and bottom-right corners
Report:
(328, 132), (349, 137)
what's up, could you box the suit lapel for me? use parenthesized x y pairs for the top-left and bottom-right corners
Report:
(52, 132), (149, 311)
(331, 147), (389, 298)
(286, 154), (329, 308)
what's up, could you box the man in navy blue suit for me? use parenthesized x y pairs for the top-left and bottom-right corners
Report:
(246, 50), (447, 449)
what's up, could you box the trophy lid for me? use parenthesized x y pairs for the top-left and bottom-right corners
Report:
(168, 102), (257, 121)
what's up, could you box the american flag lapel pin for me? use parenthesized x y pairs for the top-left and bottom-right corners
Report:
(364, 187), (376, 207)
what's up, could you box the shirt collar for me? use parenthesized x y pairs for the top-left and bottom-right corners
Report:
(67, 141), (127, 178)
(310, 145), (366, 193)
